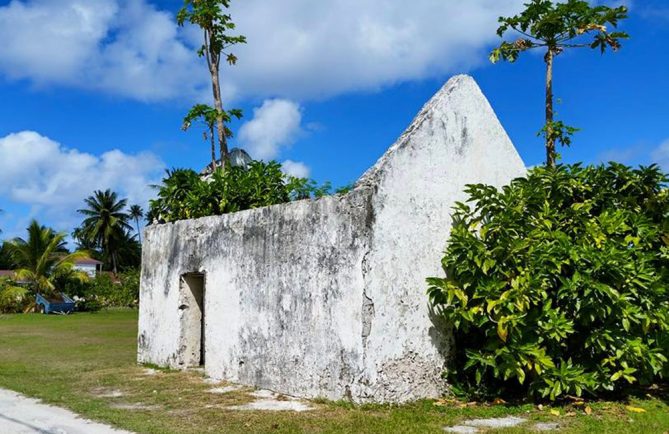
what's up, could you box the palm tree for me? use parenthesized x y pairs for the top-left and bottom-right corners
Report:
(128, 204), (144, 243)
(6, 220), (88, 297)
(71, 226), (100, 252)
(0, 242), (13, 269)
(77, 190), (132, 275)
(113, 229), (142, 270)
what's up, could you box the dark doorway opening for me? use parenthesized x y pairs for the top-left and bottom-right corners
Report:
(179, 273), (205, 367)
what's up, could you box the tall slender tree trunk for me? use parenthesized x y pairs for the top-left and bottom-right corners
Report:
(208, 56), (228, 166)
(135, 217), (142, 244)
(109, 245), (118, 276)
(544, 49), (555, 167)
(209, 125), (216, 171)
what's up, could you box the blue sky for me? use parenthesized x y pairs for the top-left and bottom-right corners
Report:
(0, 0), (667, 241)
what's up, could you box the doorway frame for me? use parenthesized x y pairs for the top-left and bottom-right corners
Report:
(178, 272), (206, 368)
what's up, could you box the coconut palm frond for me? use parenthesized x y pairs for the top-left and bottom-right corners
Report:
(13, 268), (54, 293)
(52, 251), (91, 285)
(34, 231), (68, 278)
(54, 250), (91, 270)
(7, 220), (77, 296)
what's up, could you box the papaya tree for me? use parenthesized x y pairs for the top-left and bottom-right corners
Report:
(177, 0), (246, 167)
(490, 0), (628, 167)
(182, 103), (242, 171)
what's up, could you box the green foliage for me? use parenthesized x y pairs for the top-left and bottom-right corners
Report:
(6, 220), (89, 297)
(209, 160), (289, 212)
(0, 242), (14, 269)
(176, 0), (246, 65)
(77, 189), (138, 273)
(0, 279), (30, 313)
(490, 0), (629, 167)
(539, 121), (580, 148)
(428, 164), (669, 401)
(285, 178), (332, 200)
(176, 0), (245, 163)
(334, 184), (355, 195)
(148, 161), (342, 224)
(182, 104), (218, 133)
(284, 179), (354, 200)
(129, 204), (144, 243)
(182, 104), (242, 140)
(67, 270), (140, 311)
(490, 0), (629, 63)
(71, 228), (140, 273)
(129, 205), (144, 221)
(182, 104), (243, 168)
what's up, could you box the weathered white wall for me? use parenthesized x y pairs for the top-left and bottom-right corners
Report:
(350, 75), (527, 402)
(138, 191), (376, 400)
(138, 75), (526, 403)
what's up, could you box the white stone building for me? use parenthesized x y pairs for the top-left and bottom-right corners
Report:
(137, 75), (526, 403)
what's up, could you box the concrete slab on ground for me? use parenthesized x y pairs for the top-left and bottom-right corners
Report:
(0, 388), (132, 434)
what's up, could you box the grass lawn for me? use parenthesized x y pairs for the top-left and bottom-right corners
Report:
(0, 310), (667, 433)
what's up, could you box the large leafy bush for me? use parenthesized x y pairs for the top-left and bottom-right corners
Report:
(66, 270), (140, 311)
(148, 161), (346, 224)
(0, 278), (30, 313)
(428, 163), (669, 400)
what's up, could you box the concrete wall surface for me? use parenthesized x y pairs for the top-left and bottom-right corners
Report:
(138, 75), (526, 403)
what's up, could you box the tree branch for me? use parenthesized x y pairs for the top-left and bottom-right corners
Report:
(509, 25), (543, 43)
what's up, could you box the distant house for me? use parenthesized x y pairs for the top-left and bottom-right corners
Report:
(0, 258), (103, 285)
(73, 258), (103, 277)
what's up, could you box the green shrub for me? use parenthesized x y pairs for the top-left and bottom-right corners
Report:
(74, 295), (103, 312)
(147, 161), (345, 224)
(428, 163), (669, 400)
(0, 279), (30, 314)
(66, 270), (140, 311)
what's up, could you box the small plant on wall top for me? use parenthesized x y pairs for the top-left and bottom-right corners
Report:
(491, 0), (628, 167)
(147, 161), (346, 224)
(428, 164), (669, 400)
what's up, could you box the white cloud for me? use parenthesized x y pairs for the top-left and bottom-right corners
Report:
(0, 131), (164, 232)
(227, 0), (524, 100)
(281, 160), (310, 179)
(651, 139), (669, 169)
(0, 0), (117, 82)
(0, 0), (208, 102)
(93, 0), (209, 101)
(0, 0), (525, 102)
(238, 99), (303, 160)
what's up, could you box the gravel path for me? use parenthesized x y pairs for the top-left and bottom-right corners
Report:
(0, 388), (132, 434)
